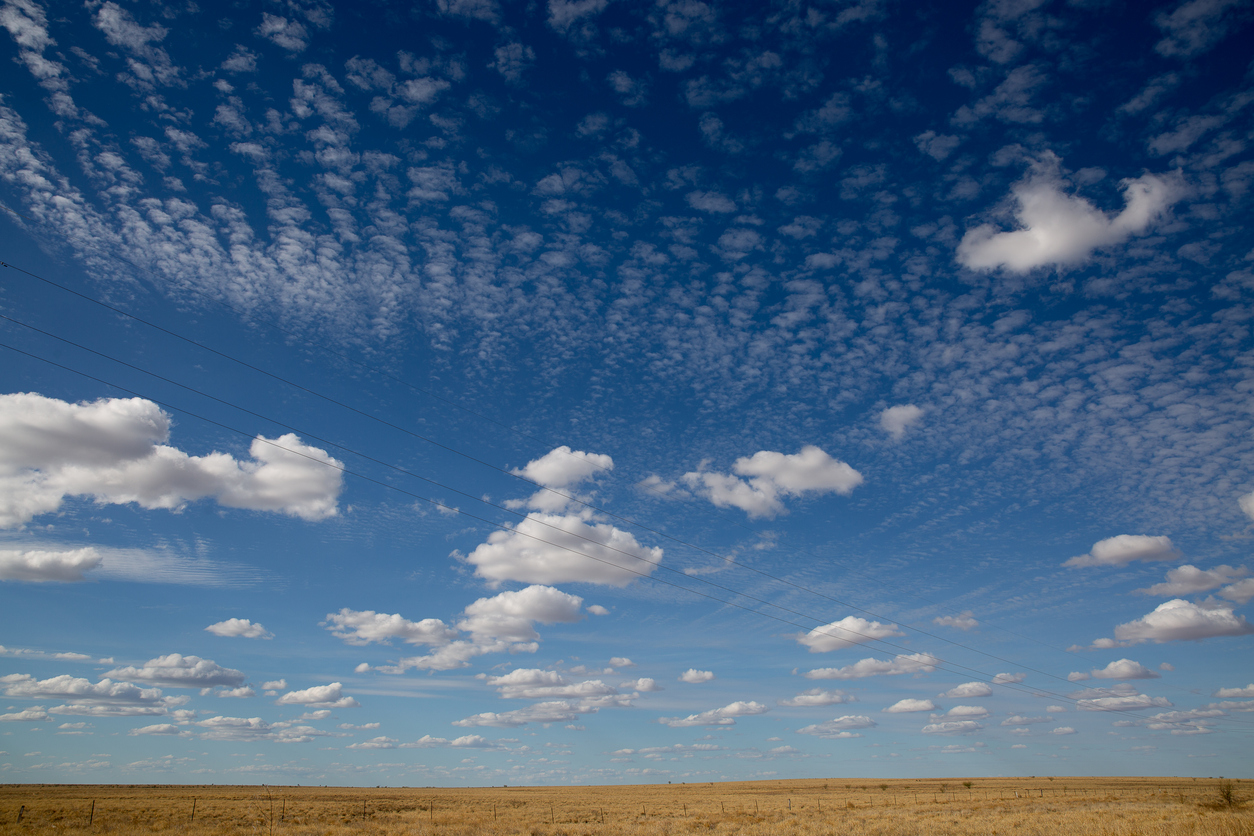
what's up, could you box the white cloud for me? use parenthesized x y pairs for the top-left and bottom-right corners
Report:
(463, 511), (662, 586)
(1, 674), (183, 716)
(347, 736), (396, 749)
(400, 734), (506, 749)
(322, 609), (457, 646)
(255, 14), (308, 52)
(1136, 564), (1248, 597)
(1077, 693), (1173, 711)
(0, 394), (343, 528)
(956, 156), (1182, 273)
(946, 705), (989, 718)
(1085, 659), (1161, 680)
(921, 720), (983, 735)
(992, 672), (1026, 684)
(0, 547), (101, 582)
(587, 604), (610, 616)
(796, 714), (876, 738)
(797, 616), (904, 653)
(681, 446), (863, 518)
(0, 707), (51, 722)
(626, 678), (661, 692)
(883, 698), (935, 713)
(1001, 714), (1051, 726)
(486, 669), (618, 700)
(274, 682), (359, 708)
(217, 686), (255, 699)
(104, 654), (245, 688)
(940, 681), (993, 698)
(609, 657), (634, 668)
(508, 446), (612, 511)
(128, 723), (182, 735)
(658, 700), (768, 727)
(1109, 599), (1254, 644)
(1064, 535), (1181, 568)
(933, 611), (978, 631)
(261, 679), (286, 691)
(1213, 684), (1254, 698)
(804, 652), (939, 680)
(879, 405), (924, 440)
(1051, 726), (1077, 735)
(778, 688), (853, 707)
(687, 190), (736, 213)
(194, 715), (331, 743)
(679, 669), (715, 683)
(548, 0), (608, 33)
(454, 694), (632, 728)
(205, 618), (273, 640)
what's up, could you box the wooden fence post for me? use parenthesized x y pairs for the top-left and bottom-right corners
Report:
(89, 799), (95, 825)
(190, 799), (196, 824)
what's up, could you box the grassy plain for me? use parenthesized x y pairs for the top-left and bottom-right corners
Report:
(0, 777), (1249, 835)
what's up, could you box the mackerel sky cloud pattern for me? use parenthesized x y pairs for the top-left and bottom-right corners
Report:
(0, 0), (1250, 785)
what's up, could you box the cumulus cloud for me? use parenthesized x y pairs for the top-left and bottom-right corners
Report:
(680, 446), (863, 518)
(946, 705), (989, 717)
(104, 654), (245, 688)
(463, 510), (662, 586)
(804, 652), (939, 680)
(1136, 565), (1248, 597)
(0, 547), (101, 582)
(778, 688), (853, 707)
(797, 616), (904, 652)
(322, 609), (457, 646)
(1064, 535), (1181, 568)
(454, 694), (632, 728)
(486, 669), (619, 700)
(939, 681), (994, 698)
(933, 611), (978, 631)
(0, 673), (184, 716)
(796, 715), (876, 738)
(1213, 684), (1254, 698)
(274, 682), (359, 708)
(956, 156), (1182, 273)
(658, 700), (768, 727)
(507, 446), (612, 512)
(883, 698), (935, 713)
(0, 707), (52, 722)
(679, 668), (715, 683)
(992, 672), (1026, 684)
(1080, 659), (1162, 680)
(1107, 599), (1254, 644)
(1077, 692), (1172, 711)
(921, 720), (983, 735)
(195, 715), (331, 742)
(400, 734), (506, 749)
(0, 394), (343, 528)
(205, 618), (273, 639)
(365, 586), (585, 672)
(1001, 714), (1052, 726)
(879, 405), (924, 440)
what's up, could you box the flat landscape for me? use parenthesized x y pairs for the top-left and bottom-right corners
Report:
(1, 777), (1249, 835)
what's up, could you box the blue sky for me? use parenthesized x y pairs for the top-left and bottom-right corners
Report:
(1, 0), (1252, 786)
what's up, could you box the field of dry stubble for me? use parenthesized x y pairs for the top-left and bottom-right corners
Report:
(1, 776), (1250, 836)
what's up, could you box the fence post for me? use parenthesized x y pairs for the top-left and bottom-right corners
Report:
(89, 799), (95, 825)
(190, 799), (196, 824)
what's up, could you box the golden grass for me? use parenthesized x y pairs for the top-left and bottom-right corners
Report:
(1, 777), (1249, 835)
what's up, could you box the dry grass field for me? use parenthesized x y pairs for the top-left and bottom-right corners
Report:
(1, 777), (1249, 836)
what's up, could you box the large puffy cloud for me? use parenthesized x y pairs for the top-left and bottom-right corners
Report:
(195, 715), (332, 743)
(104, 654), (245, 688)
(680, 446), (863, 518)
(679, 669), (715, 683)
(274, 682), (359, 708)
(205, 618), (273, 639)
(956, 156), (1182, 273)
(797, 616), (904, 653)
(345, 586), (585, 672)
(803, 652), (939, 680)
(463, 511), (662, 586)
(0, 547), (101, 581)
(658, 700), (768, 727)
(795, 714), (876, 738)
(1213, 684), (1254, 698)
(1135, 565), (1249, 597)
(0, 673), (185, 716)
(0, 394), (343, 527)
(1064, 535), (1181, 568)
(1074, 659), (1161, 680)
(1107, 599), (1254, 644)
